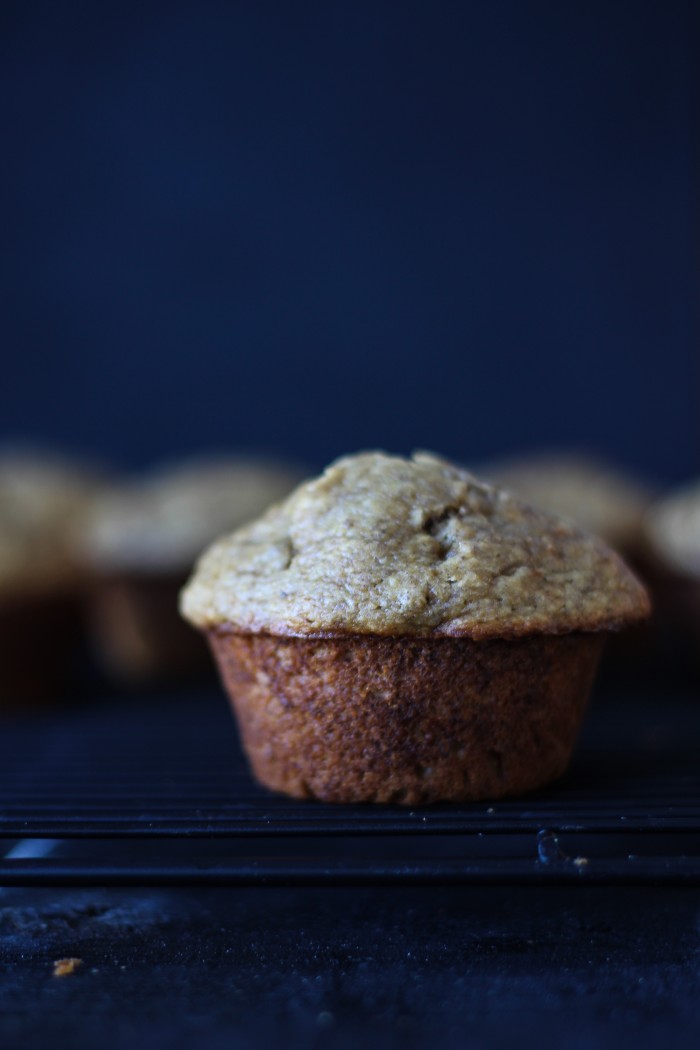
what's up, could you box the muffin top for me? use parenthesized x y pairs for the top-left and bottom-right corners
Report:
(181, 451), (649, 639)
(0, 449), (100, 596)
(644, 480), (700, 578)
(80, 457), (306, 574)
(479, 453), (651, 553)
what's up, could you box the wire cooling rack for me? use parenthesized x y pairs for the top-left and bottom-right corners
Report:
(0, 684), (698, 885)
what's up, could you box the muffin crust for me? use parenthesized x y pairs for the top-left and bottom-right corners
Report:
(209, 630), (605, 803)
(182, 452), (650, 640)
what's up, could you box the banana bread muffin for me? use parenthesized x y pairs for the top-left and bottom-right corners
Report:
(181, 451), (650, 804)
(80, 456), (305, 684)
(0, 449), (99, 704)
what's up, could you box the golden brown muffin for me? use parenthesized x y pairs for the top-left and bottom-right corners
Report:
(0, 449), (100, 705)
(181, 451), (649, 804)
(79, 456), (306, 684)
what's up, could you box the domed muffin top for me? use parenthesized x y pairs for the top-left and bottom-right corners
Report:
(181, 451), (650, 639)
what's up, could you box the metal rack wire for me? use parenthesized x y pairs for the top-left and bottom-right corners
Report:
(1, 686), (698, 885)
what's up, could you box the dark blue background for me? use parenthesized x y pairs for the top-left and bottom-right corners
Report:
(1, 1), (697, 480)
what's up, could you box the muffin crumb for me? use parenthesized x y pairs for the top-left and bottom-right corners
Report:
(53, 957), (83, 978)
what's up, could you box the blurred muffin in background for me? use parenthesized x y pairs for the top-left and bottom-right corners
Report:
(478, 452), (653, 562)
(645, 479), (700, 578)
(79, 456), (306, 685)
(644, 480), (700, 655)
(477, 451), (658, 674)
(0, 448), (101, 706)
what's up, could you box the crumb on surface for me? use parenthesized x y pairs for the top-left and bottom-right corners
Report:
(573, 856), (589, 868)
(53, 957), (83, 978)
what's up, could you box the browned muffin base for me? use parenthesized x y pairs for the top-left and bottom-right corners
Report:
(88, 574), (210, 685)
(208, 630), (605, 804)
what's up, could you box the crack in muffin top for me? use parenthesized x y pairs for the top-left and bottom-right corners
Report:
(180, 451), (650, 639)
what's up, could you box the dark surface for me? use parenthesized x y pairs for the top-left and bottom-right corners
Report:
(0, 679), (699, 1046)
(1, 885), (699, 1049)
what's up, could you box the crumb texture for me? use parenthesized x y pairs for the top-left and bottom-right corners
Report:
(182, 452), (649, 639)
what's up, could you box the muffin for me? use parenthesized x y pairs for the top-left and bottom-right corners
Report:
(643, 479), (700, 653)
(79, 456), (306, 684)
(0, 449), (100, 704)
(181, 451), (649, 804)
(478, 452), (652, 559)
